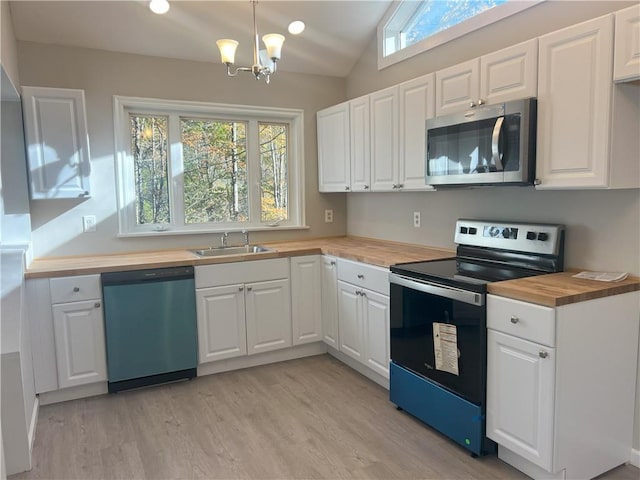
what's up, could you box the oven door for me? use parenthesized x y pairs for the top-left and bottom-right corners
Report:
(389, 273), (486, 406)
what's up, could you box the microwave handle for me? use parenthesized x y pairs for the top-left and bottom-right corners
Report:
(491, 116), (505, 171)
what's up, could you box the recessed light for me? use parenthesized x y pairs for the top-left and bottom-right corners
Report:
(149, 0), (170, 15)
(288, 20), (305, 35)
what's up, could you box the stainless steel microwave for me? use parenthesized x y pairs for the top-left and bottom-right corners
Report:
(425, 98), (536, 187)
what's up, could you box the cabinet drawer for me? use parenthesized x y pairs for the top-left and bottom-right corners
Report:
(337, 258), (389, 295)
(487, 295), (556, 347)
(195, 258), (289, 289)
(50, 274), (102, 304)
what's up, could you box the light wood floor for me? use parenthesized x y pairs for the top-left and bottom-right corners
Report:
(11, 354), (639, 480)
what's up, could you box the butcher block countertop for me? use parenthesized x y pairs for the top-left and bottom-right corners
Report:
(24, 236), (455, 279)
(487, 271), (640, 307)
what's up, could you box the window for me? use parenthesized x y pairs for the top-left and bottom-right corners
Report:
(378, 0), (542, 70)
(114, 97), (304, 236)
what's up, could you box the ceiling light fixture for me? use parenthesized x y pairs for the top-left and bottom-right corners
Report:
(149, 0), (169, 15)
(288, 21), (305, 35)
(216, 0), (285, 84)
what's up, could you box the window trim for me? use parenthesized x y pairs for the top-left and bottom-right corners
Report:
(113, 95), (305, 237)
(377, 0), (543, 71)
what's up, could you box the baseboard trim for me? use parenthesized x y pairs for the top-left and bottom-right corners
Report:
(27, 397), (39, 456)
(326, 347), (389, 390)
(630, 448), (640, 468)
(39, 382), (108, 406)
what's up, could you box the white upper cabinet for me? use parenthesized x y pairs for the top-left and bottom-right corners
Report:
(317, 102), (350, 192)
(614, 4), (640, 82)
(21, 86), (92, 200)
(536, 14), (639, 189)
(398, 73), (436, 191)
(370, 86), (400, 191)
(436, 39), (538, 116)
(349, 96), (371, 192)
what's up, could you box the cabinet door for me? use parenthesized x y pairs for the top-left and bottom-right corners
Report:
(337, 281), (363, 361)
(317, 103), (350, 192)
(614, 4), (640, 82)
(480, 39), (538, 105)
(398, 74), (435, 191)
(245, 279), (292, 355)
(349, 96), (371, 191)
(291, 256), (322, 346)
(362, 289), (390, 378)
(487, 330), (555, 471)
(370, 86), (399, 191)
(21, 86), (91, 199)
(195, 284), (247, 364)
(320, 256), (339, 349)
(52, 300), (107, 389)
(435, 59), (480, 116)
(536, 15), (614, 188)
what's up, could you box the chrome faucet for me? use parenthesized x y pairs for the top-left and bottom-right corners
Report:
(242, 229), (249, 247)
(221, 232), (229, 248)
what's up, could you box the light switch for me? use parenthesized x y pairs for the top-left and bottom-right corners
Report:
(83, 215), (97, 232)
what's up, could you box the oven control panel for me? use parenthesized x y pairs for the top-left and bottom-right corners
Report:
(455, 219), (564, 255)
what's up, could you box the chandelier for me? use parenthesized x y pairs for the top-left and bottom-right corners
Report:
(216, 1), (285, 84)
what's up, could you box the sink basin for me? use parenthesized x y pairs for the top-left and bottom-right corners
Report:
(190, 245), (274, 257)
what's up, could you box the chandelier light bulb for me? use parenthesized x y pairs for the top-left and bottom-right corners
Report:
(149, 0), (170, 15)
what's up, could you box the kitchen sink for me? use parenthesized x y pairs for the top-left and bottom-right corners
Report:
(190, 245), (275, 257)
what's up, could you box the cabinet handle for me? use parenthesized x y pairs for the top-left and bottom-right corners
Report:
(364, 185), (369, 190)
(356, 290), (362, 296)
(247, 287), (252, 291)
(477, 99), (484, 106)
(239, 287), (244, 291)
(357, 274), (364, 279)
(361, 291), (366, 297)
(398, 184), (404, 189)
(392, 184), (398, 189)
(73, 287), (80, 292)
(510, 316), (519, 324)
(539, 351), (548, 359)
(330, 261), (336, 266)
(345, 186), (350, 191)
(94, 302), (101, 308)
(534, 178), (542, 186)
(469, 101), (477, 108)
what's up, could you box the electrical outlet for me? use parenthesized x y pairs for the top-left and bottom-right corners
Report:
(325, 209), (333, 223)
(83, 215), (97, 233)
(413, 211), (421, 228)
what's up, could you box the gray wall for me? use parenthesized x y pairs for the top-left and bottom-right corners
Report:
(17, 42), (348, 257)
(345, 0), (640, 455)
(1, 1), (20, 88)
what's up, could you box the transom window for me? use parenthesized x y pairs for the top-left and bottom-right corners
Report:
(114, 97), (304, 236)
(378, 0), (542, 70)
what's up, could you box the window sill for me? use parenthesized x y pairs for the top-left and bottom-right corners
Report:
(116, 225), (310, 238)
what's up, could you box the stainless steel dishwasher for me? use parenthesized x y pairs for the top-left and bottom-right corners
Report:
(101, 266), (197, 393)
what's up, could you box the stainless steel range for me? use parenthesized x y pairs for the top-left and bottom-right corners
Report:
(388, 219), (565, 456)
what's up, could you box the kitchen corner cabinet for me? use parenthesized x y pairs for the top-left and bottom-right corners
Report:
(317, 102), (350, 192)
(336, 259), (390, 378)
(290, 255), (323, 346)
(320, 256), (339, 349)
(536, 14), (640, 189)
(21, 86), (92, 200)
(486, 292), (640, 480)
(614, 4), (640, 82)
(27, 275), (107, 393)
(435, 39), (538, 116)
(195, 259), (291, 364)
(369, 86), (400, 191)
(349, 96), (371, 191)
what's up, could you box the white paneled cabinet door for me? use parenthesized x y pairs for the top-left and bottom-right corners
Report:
(321, 256), (339, 349)
(317, 102), (350, 192)
(487, 330), (555, 471)
(196, 284), (247, 363)
(614, 4), (640, 82)
(536, 15), (614, 188)
(291, 256), (322, 345)
(52, 300), (107, 389)
(349, 96), (371, 191)
(398, 74), (435, 191)
(337, 281), (363, 361)
(435, 59), (480, 116)
(21, 86), (91, 199)
(370, 86), (400, 191)
(245, 279), (292, 354)
(480, 39), (538, 105)
(362, 289), (390, 378)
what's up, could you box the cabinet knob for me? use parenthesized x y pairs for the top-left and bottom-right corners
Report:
(356, 290), (362, 296)
(361, 291), (366, 297)
(247, 287), (252, 291)
(477, 99), (484, 106)
(510, 316), (519, 324)
(345, 186), (350, 191)
(94, 302), (101, 308)
(73, 287), (80, 292)
(239, 287), (244, 291)
(364, 185), (369, 190)
(469, 101), (477, 108)
(357, 274), (364, 279)
(534, 178), (542, 186)
(330, 261), (336, 266)
(539, 350), (548, 359)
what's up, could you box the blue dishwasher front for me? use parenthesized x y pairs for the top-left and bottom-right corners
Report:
(102, 266), (197, 392)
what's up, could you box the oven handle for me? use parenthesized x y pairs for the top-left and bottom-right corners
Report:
(389, 273), (484, 306)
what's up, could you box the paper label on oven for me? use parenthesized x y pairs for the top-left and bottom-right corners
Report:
(433, 323), (459, 376)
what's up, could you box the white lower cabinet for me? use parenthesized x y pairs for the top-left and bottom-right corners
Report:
(336, 259), (390, 379)
(290, 256), (323, 346)
(195, 259), (291, 365)
(320, 256), (339, 349)
(486, 292), (640, 480)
